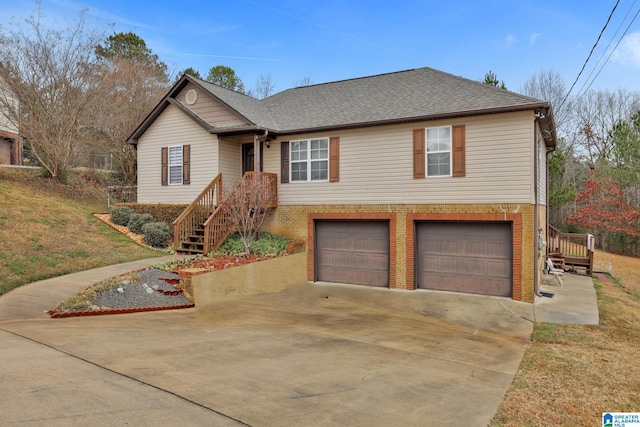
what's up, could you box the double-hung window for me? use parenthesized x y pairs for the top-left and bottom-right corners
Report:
(426, 126), (451, 177)
(290, 138), (329, 182)
(168, 145), (183, 185)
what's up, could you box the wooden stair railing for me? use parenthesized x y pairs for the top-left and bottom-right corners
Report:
(174, 172), (278, 255)
(173, 173), (223, 254)
(548, 225), (595, 275)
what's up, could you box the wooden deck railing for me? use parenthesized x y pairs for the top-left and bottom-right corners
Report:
(243, 172), (278, 208)
(548, 225), (595, 274)
(174, 172), (278, 255)
(173, 173), (223, 252)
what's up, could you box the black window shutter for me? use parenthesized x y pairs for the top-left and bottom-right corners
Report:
(280, 141), (289, 183)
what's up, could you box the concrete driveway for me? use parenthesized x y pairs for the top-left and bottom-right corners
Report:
(0, 261), (533, 426)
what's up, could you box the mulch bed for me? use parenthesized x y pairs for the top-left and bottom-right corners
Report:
(171, 253), (267, 273)
(93, 213), (167, 251)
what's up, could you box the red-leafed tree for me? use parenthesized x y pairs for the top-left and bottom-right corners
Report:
(565, 170), (640, 251)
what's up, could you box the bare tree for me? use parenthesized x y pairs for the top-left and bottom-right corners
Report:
(253, 72), (275, 99)
(295, 76), (314, 87)
(91, 32), (169, 184)
(89, 58), (167, 183)
(572, 88), (640, 166)
(0, 8), (106, 180)
(223, 174), (275, 255)
(521, 69), (571, 133)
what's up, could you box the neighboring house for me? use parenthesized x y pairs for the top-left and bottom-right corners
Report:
(127, 67), (557, 303)
(0, 80), (21, 166)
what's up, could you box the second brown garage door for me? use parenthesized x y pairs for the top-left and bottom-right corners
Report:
(416, 222), (512, 297)
(315, 220), (389, 287)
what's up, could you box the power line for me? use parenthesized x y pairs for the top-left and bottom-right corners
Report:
(576, 4), (640, 99)
(558, 0), (620, 111)
(575, 0), (638, 98)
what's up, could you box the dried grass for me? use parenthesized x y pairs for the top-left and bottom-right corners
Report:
(0, 168), (161, 295)
(491, 250), (640, 426)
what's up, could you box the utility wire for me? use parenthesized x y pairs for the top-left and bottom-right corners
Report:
(558, 0), (620, 111)
(575, 0), (638, 99)
(576, 5), (640, 100)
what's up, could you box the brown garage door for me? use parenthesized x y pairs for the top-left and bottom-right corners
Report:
(416, 222), (512, 297)
(315, 220), (389, 287)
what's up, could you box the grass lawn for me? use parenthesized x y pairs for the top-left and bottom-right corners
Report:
(491, 250), (640, 426)
(0, 167), (162, 296)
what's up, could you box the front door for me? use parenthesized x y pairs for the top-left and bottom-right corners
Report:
(242, 142), (263, 174)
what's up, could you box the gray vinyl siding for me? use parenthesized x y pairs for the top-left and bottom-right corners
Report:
(264, 111), (536, 205)
(0, 88), (18, 133)
(176, 82), (246, 127)
(137, 104), (219, 204)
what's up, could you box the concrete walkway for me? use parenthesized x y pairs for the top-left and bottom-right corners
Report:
(534, 272), (600, 325)
(0, 255), (183, 321)
(0, 259), (599, 426)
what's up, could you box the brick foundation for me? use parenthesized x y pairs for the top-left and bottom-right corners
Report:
(264, 203), (539, 302)
(0, 129), (20, 165)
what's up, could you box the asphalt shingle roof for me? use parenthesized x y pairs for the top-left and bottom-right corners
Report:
(195, 67), (547, 133)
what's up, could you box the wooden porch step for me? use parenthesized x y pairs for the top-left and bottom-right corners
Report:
(176, 246), (205, 255)
(548, 252), (565, 270)
(564, 256), (593, 274)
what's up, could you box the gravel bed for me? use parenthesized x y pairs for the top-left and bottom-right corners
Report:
(93, 268), (190, 309)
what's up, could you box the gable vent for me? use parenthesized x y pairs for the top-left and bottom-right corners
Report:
(185, 89), (198, 105)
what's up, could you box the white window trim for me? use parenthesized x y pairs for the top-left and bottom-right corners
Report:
(425, 125), (452, 178)
(168, 145), (183, 185)
(290, 137), (330, 182)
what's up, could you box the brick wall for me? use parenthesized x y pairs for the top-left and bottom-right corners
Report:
(0, 130), (19, 165)
(263, 203), (540, 302)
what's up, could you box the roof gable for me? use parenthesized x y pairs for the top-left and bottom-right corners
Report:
(176, 81), (250, 128)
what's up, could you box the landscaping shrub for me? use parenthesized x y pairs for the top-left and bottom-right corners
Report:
(110, 206), (135, 226)
(215, 232), (293, 256)
(142, 222), (171, 249)
(117, 203), (188, 224)
(214, 232), (246, 255)
(128, 213), (154, 234)
(251, 232), (294, 256)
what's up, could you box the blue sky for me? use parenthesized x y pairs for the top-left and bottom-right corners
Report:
(4, 0), (640, 97)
